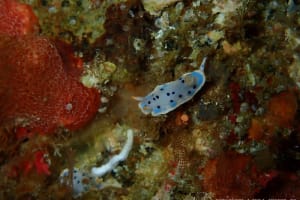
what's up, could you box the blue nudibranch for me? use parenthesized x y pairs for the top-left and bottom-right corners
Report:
(134, 57), (207, 116)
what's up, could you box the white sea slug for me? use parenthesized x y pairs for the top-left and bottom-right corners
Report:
(59, 129), (134, 198)
(134, 57), (207, 116)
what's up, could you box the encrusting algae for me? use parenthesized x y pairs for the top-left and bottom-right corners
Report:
(0, 0), (300, 199)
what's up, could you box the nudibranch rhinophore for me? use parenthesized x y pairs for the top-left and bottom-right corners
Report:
(134, 57), (207, 116)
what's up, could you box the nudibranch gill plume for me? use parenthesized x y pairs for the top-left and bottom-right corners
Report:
(134, 57), (207, 116)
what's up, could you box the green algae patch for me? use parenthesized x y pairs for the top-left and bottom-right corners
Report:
(128, 147), (170, 199)
(21, 0), (127, 43)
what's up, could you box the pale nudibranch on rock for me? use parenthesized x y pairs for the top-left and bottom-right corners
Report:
(133, 57), (207, 116)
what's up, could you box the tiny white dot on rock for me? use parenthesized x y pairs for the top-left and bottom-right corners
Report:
(65, 103), (73, 111)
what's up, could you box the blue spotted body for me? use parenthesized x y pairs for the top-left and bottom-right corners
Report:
(135, 57), (207, 116)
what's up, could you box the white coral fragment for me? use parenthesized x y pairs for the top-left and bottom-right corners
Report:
(212, 0), (243, 26)
(142, 0), (181, 16)
(288, 55), (300, 89)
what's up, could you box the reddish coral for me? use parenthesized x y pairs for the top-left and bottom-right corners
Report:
(0, 0), (38, 36)
(202, 151), (264, 198)
(248, 118), (265, 141)
(255, 170), (278, 190)
(0, 35), (100, 134)
(21, 160), (34, 176)
(34, 151), (50, 175)
(266, 91), (298, 128)
(229, 82), (258, 115)
(54, 39), (84, 78)
(229, 82), (241, 113)
(7, 150), (51, 177)
(257, 172), (300, 198)
(248, 91), (297, 142)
